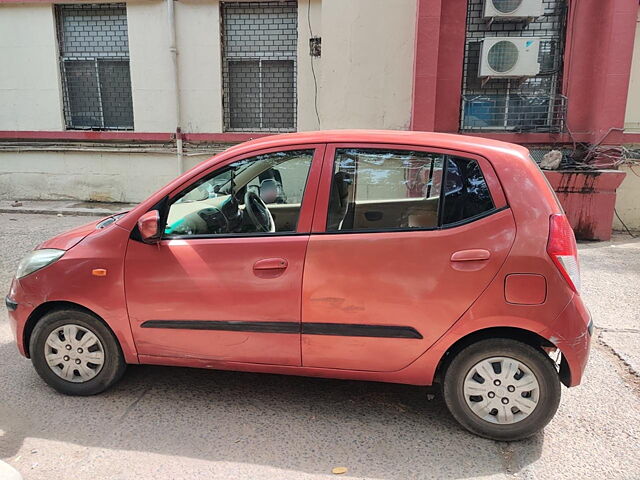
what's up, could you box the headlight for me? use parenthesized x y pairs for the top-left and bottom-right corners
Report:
(16, 249), (65, 279)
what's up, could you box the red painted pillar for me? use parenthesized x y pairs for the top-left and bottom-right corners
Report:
(411, 0), (443, 132)
(411, 0), (467, 132)
(433, 0), (468, 133)
(563, 0), (638, 145)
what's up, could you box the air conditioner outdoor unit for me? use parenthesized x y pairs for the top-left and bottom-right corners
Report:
(479, 37), (540, 78)
(484, 0), (544, 20)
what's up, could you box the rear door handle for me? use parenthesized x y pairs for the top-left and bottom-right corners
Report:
(253, 258), (288, 270)
(450, 249), (491, 262)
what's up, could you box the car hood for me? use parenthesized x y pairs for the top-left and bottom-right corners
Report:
(37, 218), (103, 251)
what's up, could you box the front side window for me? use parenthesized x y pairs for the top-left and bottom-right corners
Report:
(326, 149), (444, 232)
(165, 150), (313, 237)
(56, 3), (134, 130)
(221, 1), (297, 132)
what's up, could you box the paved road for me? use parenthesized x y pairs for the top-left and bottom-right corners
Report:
(0, 213), (639, 480)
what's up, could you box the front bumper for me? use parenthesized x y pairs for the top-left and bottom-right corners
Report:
(5, 278), (33, 358)
(5, 295), (21, 353)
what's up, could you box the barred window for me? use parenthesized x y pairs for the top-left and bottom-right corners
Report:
(221, 1), (297, 132)
(56, 3), (134, 130)
(460, 0), (568, 133)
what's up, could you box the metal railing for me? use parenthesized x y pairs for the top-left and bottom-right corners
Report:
(461, 93), (567, 133)
(56, 3), (133, 130)
(221, 1), (298, 133)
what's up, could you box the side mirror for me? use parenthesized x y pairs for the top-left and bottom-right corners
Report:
(137, 210), (160, 244)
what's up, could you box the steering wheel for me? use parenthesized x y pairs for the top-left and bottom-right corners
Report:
(244, 190), (275, 233)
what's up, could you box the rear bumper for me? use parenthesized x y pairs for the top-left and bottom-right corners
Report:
(543, 294), (592, 387)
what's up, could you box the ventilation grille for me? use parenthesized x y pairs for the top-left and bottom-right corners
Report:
(487, 41), (520, 72)
(491, 0), (524, 14)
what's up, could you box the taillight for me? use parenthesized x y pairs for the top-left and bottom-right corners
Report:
(547, 214), (581, 293)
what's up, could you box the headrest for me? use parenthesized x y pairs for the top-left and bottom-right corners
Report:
(333, 171), (352, 199)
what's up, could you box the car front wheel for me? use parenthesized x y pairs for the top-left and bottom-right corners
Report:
(443, 338), (561, 441)
(30, 309), (126, 395)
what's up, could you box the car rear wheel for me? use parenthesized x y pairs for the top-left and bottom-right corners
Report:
(443, 338), (561, 441)
(30, 309), (126, 395)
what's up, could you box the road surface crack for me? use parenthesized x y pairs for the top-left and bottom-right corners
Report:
(594, 333), (640, 396)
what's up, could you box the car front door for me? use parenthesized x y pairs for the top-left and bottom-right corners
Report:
(125, 145), (324, 366)
(301, 144), (516, 372)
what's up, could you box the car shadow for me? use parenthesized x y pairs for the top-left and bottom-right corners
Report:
(0, 340), (544, 479)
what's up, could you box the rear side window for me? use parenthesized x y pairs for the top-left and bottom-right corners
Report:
(325, 149), (495, 232)
(441, 156), (495, 225)
(326, 148), (444, 232)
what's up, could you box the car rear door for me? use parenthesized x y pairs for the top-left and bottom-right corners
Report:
(301, 143), (516, 372)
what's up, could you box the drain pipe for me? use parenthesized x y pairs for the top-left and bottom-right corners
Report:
(167, 0), (183, 175)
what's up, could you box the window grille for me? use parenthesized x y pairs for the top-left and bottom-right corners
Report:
(461, 0), (567, 132)
(221, 1), (297, 132)
(56, 3), (134, 130)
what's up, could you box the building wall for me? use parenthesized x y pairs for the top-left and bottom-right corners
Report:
(614, 166), (640, 232)
(624, 9), (640, 134)
(127, 1), (175, 132)
(0, 4), (64, 130)
(0, 0), (638, 233)
(615, 9), (640, 231)
(176, 0), (224, 133)
(128, 0), (224, 133)
(316, 0), (416, 130)
(297, 0), (322, 131)
(0, 0), (418, 203)
(0, 0), (416, 136)
(0, 150), (211, 203)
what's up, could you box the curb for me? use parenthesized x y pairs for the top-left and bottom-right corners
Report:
(0, 208), (122, 217)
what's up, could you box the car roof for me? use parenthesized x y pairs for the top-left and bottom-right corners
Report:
(223, 130), (529, 161)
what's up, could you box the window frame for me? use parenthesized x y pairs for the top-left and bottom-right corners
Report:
(55, 3), (134, 131)
(220, 1), (298, 133)
(311, 143), (507, 235)
(158, 144), (325, 241)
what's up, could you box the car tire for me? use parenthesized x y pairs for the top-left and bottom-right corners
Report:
(442, 338), (561, 441)
(29, 309), (126, 396)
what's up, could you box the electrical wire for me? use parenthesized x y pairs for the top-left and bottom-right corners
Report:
(307, 0), (321, 128)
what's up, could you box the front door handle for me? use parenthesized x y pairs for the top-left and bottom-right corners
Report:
(450, 249), (491, 262)
(253, 258), (288, 270)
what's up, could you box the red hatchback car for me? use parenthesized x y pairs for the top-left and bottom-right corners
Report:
(6, 131), (591, 440)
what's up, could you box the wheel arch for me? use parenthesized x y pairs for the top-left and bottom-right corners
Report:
(433, 326), (572, 387)
(23, 301), (121, 359)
